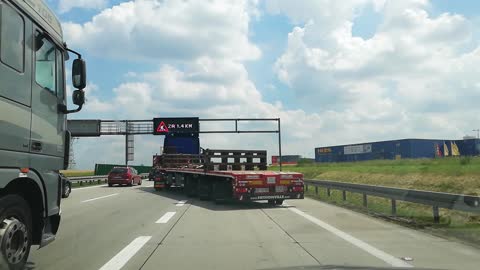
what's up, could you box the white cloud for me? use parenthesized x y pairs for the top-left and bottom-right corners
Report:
(271, 0), (479, 135)
(58, 0), (108, 13)
(63, 0), (260, 62)
(72, 0), (480, 169)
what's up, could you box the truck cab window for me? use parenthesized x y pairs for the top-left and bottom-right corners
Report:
(35, 32), (56, 94)
(0, 3), (25, 72)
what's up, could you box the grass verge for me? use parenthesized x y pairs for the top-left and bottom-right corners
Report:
(271, 157), (480, 194)
(60, 170), (95, 177)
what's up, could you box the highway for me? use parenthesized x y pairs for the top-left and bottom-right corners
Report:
(27, 182), (479, 270)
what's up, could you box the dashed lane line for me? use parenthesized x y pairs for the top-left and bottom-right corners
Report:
(99, 236), (152, 270)
(176, 200), (187, 206)
(155, 212), (176, 223)
(81, 193), (119, 203)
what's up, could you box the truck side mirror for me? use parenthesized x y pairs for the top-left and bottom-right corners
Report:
(72, 89), (85, 106)
(72, 58), (86, 89)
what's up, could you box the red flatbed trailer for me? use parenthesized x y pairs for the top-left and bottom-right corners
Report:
(152, 150), (304, 204)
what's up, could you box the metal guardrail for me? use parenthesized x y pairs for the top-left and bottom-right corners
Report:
(68, 174), (149, 186)
(69, 175), (108, 182)
(68, 175), (108, 186)
(304, 179), (480, 223)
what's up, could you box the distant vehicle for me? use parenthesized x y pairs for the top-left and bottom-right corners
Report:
(108, 167), (142, 187)
(148, 168), (163, 182)
(60, 173), (72, 198)
(0, 0), (87, 268)
(148, 169), (155, 181)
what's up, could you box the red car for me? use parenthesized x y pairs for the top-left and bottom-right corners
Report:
(108, 167), (142, 187)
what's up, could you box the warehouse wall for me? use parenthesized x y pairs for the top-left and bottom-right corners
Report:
(315, 138), (480, 163)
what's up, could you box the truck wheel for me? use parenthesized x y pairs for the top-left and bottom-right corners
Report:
(128, 180), (133, 187)
(62, 182), (71, 198)
(108, 183), (113, 187)
(275, 199), (284, 205)
(213, 181), (229, 204)
(185, 178), (197, 197)
(198, 177), (211, 201)
(0, 195), (32, 270)
(267, 200), (276, 205)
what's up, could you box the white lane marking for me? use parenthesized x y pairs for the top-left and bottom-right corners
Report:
(289, 207), (413, 268)
(156, 212), (176, 223)
(99, 236), (151, 270)
(176, 200), (187, 206)
(81, 193), (119, 203)
(72, 184), (107, 191)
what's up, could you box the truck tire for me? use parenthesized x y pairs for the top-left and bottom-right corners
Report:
(267, 200), (276, 205)
(108, 183), (113, 187)
(198, 177), (211, 201)
(0, 195), (32, 270)
(212, 182), (222, 204)
(213, 181), (231, 204)
(128, 180), (133, 187)
(185, 177), (197, 197)
(275, 199), (284, 205)
(62, 182), (71, 198)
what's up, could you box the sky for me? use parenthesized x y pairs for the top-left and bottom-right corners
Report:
(47, 0), (480, 169)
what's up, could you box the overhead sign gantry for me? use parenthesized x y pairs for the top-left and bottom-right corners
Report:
(67, 118), (284, 170)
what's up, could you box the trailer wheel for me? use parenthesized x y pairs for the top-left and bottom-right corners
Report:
(198, 177), (212, 201)
(213, 182), (223, 204)
(213, 180), (231, 204)
(0, 195), (32, 270)
(185, 177), (197, 197)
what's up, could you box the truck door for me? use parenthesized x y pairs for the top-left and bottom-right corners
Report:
(0, 1), (32, 167)
(30, 28), (65, 215)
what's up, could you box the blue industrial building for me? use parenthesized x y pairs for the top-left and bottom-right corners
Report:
(315, 138), (480, 163)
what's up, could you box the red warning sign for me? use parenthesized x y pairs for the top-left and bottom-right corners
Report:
(156, 121), (169, 133)
(153, 117), (199, 135)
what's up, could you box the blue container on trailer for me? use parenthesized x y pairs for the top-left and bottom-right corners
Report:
(163, 134), (200, 155)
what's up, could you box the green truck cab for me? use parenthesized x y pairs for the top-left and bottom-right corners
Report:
(0, 0), (86, 269)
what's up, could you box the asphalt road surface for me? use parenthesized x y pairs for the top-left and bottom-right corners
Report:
(27, 182), (480, 270)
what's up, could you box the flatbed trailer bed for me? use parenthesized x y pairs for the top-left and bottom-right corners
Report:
(152, 150), (304, 204)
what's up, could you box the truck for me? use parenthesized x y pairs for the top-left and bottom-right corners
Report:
(152, 149), (305, 205)
(0, 0), (87, 269)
